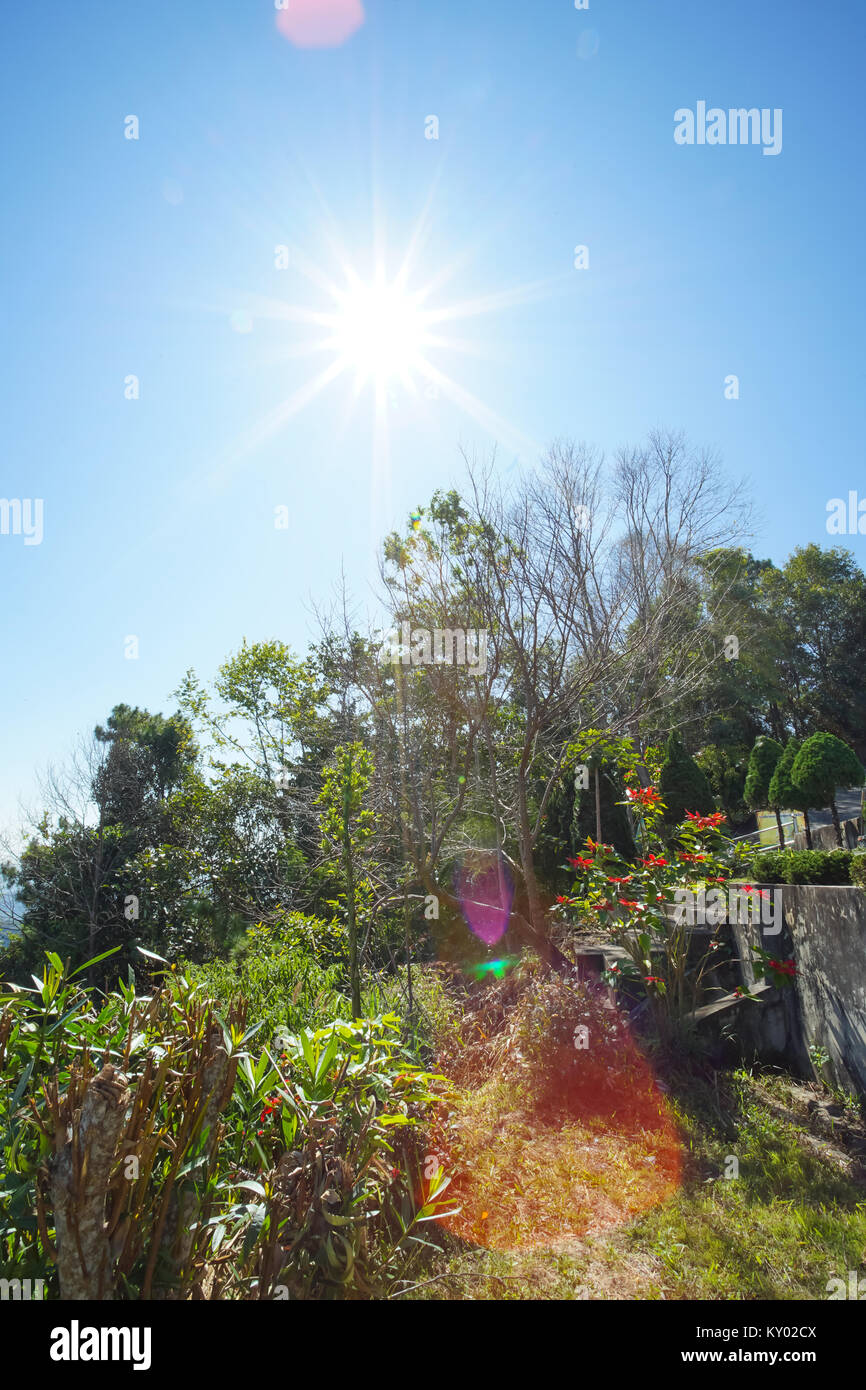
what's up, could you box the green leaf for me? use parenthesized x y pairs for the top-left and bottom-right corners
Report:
(133, 946), (169, 965)
(69, 946), (122, 978)
(299, 1030), (316, 1076)
(241, 1204), (267, 1264)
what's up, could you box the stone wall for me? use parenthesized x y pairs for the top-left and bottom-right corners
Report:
(784, 885), (866, 1097)
(792, 815), (861, 852)
(728, 884), (866, 1098)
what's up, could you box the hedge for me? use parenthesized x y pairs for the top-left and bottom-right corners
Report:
(746, 849), (853, 885)
(850, 855), (866, 889)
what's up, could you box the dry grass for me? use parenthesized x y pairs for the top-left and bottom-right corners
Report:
(421, 962), (683, 1253)
(402, 965), (866, 1300)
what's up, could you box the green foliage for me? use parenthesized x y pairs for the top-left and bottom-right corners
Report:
(696, 744), (750, 825)
(767, 739), (809, 813)
(657, 731), (714, 826)
(184, 916), (349, 1045)
(0, 949), (451, 1300)
(572, 765), (636, 861)
(849, 854), (866, 889)
(762, 546), (866, 760)
(747, 849), (853, 885)
(208, 1011), (455, 1300)
(561, 801), (736, 1022)
(791, 733), (864, 812)
(315, 743), (379, 1018)
(744, 736), (784, 811)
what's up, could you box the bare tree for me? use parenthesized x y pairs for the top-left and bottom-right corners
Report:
(332, 433), (751, 974)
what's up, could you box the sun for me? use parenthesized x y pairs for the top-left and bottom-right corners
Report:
(204, 224), (558, 494)
(329, 274), (428, 388)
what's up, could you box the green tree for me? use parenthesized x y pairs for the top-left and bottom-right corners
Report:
(791, 732), (865, 848)
(1, 706), (200, 985)
(658, 731), (714, 827)
(175, 640), (343, 924)
(696, 744), (750, 829)
(744, 735), (785, 847)
(759, 546), (866, 758)
(768, 739), (813, 850)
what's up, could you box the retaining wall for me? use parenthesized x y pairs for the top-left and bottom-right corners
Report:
(729, 883), (866, 1098)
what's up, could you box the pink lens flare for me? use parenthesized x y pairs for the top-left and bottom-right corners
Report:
(275, 0), (365, 49)
(455, 853), (514, 947)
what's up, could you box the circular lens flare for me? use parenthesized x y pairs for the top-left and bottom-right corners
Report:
(456, 852), (514, 947)
(275, 0), (365, 49)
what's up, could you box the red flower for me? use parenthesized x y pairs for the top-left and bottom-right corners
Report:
(568, 855), (595, 869)
(627, 785), (663, 808)
(618, 899), (639, 909)
(607, 875), (634, 884)
(685, 810), (726, 830)
(769, 958), (797, 978)
(592, 900), (616, 911)
(640, 854), (668, 867)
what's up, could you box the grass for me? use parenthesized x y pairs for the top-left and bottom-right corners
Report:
(399, 967), (866, 1300)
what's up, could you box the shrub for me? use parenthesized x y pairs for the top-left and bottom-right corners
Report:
(744, 736), (785, 845)
(747, 849), (853, 885)
(0, 948), (451, 1300)
(744, 736), (784, 810)
(184, 916), (349, 1046)
(849, 855), (866, 889)
(573, 763), (637, 861)
(658, 731), (714, 826)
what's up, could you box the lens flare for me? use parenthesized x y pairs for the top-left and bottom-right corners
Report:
(275, 0), (365, 49)
(422, 988), (683, 1253)
(455, 852), (514, 947)
(466, 956), (519, 981)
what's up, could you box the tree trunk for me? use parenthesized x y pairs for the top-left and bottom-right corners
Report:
(830, 798), (843, 848)
(774, 808), (785, 849)
(803, 809), (813, 850)
(515, 775), (573, 974)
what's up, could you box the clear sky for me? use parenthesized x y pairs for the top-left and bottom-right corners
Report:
(1, 0), (864, 839)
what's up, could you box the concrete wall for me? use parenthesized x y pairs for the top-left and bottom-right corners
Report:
(784, 885), (866, 1097)
(792, 815), (861, 852)
(728, 884), (866, 1098)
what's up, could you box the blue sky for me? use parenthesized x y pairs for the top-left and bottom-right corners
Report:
(1, 0), (865, 838)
